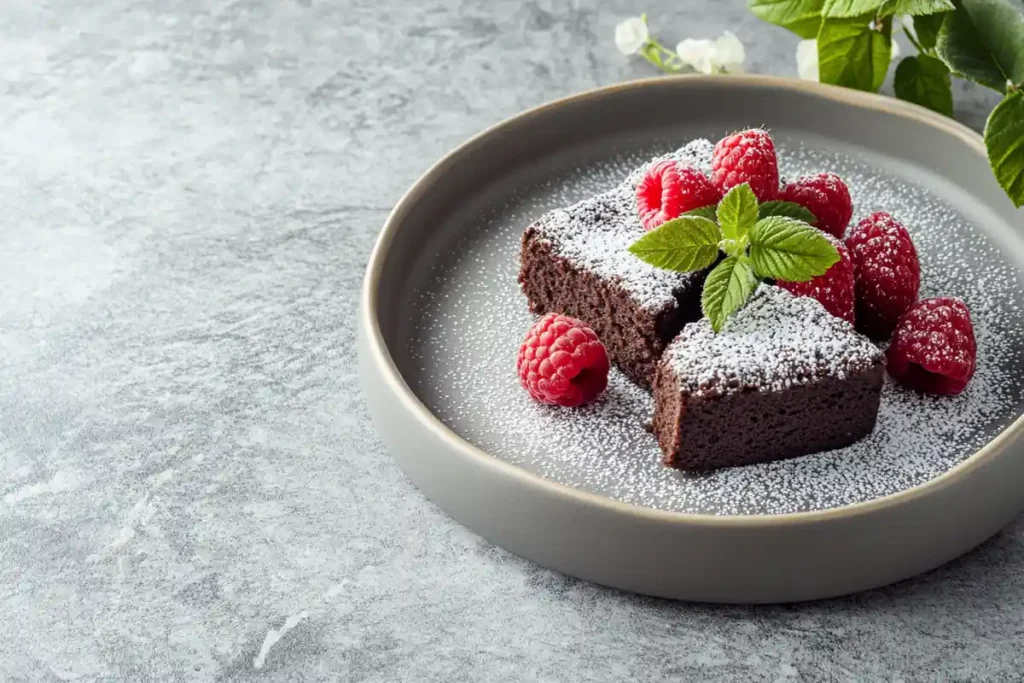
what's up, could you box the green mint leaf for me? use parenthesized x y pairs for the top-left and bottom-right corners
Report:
(758, 200), (818, 224)
(748, 0), (825, 38)
(936, 0), (1024, 93)
(749, 216), (841, 281)
(627, 216), (723, 272)
(719, 239), (748, 259)
(984, 90), (1024, 208)
(894, 54), (955, 116)
(822, 0), (886, 18)
(701, 256), (760, 333)
(716, 183), (759, 241)
(818, 18), (892, 91)
(682, 205), (719, 221)
(884, 0), (954, 16)
(913, 11), (948, 50)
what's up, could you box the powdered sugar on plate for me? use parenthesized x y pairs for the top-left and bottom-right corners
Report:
(407, 136), (1024, 516)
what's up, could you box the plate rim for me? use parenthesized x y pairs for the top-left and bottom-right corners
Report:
(361, 73), (1024, 526)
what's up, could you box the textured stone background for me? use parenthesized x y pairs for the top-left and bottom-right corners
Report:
(0, 0), (1018, 680)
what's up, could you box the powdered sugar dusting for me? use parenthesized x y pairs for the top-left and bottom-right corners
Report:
(665, 285), (883, 396)
(529, 139), (713, 310)
(407, 135), (1024, 516)
(623, 138), (714, 187)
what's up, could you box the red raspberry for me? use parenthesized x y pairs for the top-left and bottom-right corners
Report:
(635, 160), (721, 231)
(779, 172), (853, 239)
(887, 297), (976, 395)
(517, 313), (610, 407)
(845, 211), (921, 340)
(711, 129), (780, 202)
(777, 234), (855, 324)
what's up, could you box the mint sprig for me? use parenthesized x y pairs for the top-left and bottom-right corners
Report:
(758, 200), (819, 223)
(717, 183), (759, 241)
(627, 182), (838, 332)
(682, 205), (719, 221)
(701, 256), (759, 333)
(627, 215), (721, 272)
(749, 216), (842, 281)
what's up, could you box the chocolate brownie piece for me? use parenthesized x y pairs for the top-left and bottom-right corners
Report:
(653, 286), (885, 470)
(519, 140), (714, 387)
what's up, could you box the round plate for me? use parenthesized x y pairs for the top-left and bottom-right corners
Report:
(359, 76), (1024, 603)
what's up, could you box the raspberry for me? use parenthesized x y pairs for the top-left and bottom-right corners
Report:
(845, 211), (921, 340)
(635, 160), (721, 231)
(517, 313), (610, 407)
(711, 129), (780, 202)
(777, 234), (855, 324)
(886, 298), (976, 396)
(779, 172), (853, 239)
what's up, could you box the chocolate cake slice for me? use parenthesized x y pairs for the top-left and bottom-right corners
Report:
(519, 140), (714, 386)
(653, 286), (885, 470)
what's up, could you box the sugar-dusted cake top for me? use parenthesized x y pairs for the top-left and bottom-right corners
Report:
(528, 139), (715, 311)
(663, 285), (884, 397)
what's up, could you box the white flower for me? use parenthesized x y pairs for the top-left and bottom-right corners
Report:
(714, 30), (746, 72)
(891, 36), (901, 60)
(676, 38), (716, 74)
(615, 17), (649, 55)
(675, 31), (746, 74)
(796, 39), (818, 81)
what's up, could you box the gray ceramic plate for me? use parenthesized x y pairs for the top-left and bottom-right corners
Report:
(359, 76), (1024, 603)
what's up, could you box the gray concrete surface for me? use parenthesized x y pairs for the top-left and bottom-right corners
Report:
(0, 0), (1016, 680)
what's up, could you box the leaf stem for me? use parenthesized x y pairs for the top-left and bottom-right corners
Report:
(640, 39), (683, 74)
(902, 26), (925, 55)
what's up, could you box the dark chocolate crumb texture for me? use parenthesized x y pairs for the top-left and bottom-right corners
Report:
(653, 285), (885, 470)
(519, 140), (715, 386)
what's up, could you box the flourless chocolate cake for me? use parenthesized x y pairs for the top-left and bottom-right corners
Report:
(519, 140), (715, 386)
(652, 286), (885, 470)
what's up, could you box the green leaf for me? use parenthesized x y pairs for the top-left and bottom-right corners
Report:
(823, 0), (952, 17)
(913, 11), (947, 49)
(822, 0), (885, 18)
(884, 0), (954, 16)
(936, 0), (1024, 93)
(894, 54), (955, 116)
(682, 205), (719, 221)
(748, 0), (825, 38)
(749, 216), (841, 281)
(818, 18), (893, 91)
(701, 257), (760, 333)
(716, 183), (760, 241)
(758, 200), (818, 224)
(984, 90), (1024, 207)
(627, 216), (722, 272)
